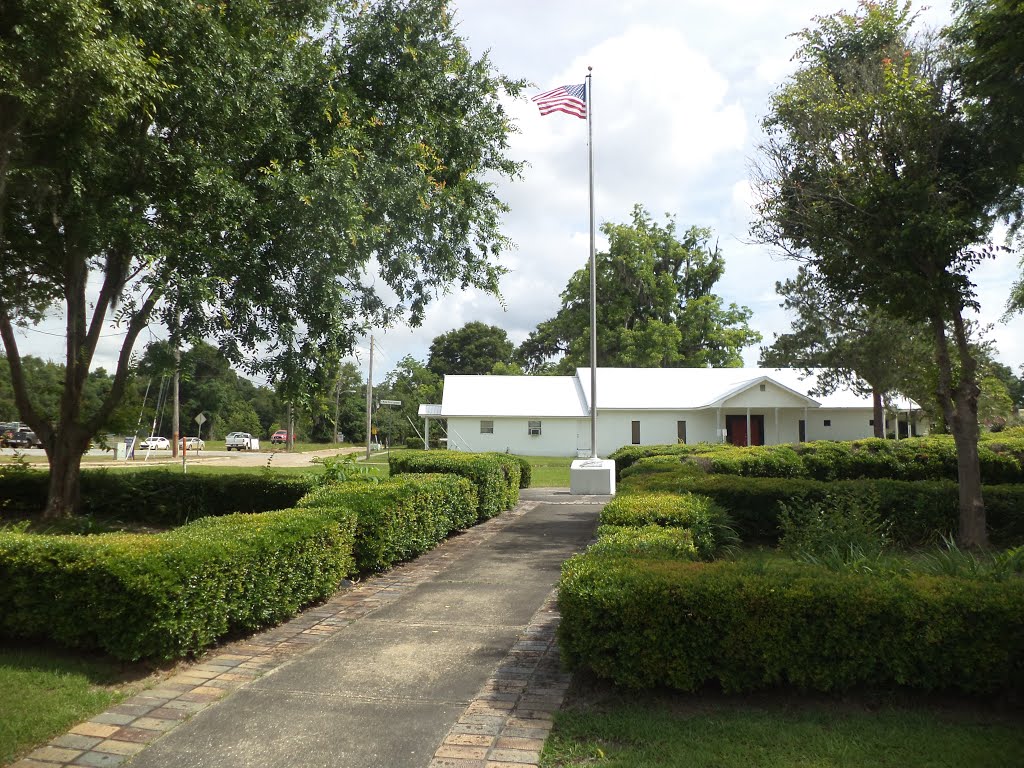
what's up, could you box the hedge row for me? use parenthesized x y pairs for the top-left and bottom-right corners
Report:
(297, 473), (477, 572)
(609, 436), (1024, 484)
(0, 506), (356, 660)
(558, 554), (1024, 695)
(590, 525), (698, 561)
(598, 492), (734, 560)
(0, 470), (315, 524)
(619, 459), (1024, 546)
(388, 451), (521, 519)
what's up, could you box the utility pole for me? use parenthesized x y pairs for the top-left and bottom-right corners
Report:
(333, 377), (341, 444)
(365, 335), (374, 461)
(172, 330), (180, 460)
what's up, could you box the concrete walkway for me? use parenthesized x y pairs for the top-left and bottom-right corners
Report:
(14, 489), (605, 768)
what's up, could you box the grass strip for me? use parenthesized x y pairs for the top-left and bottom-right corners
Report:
(542, 699), (1024, 768)
(0, 645), (146, 764)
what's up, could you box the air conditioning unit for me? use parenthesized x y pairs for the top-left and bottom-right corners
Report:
(528, 427), (541, 436)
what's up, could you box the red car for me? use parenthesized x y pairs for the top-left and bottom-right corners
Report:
(270, 430), (296, 444)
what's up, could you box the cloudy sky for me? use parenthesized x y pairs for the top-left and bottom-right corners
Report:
(361, 0), (1023, 380)
(16, 0), (1024, 383)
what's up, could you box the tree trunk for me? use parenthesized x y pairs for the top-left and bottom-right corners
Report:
(931, 313), (986, 549)
(872, 388), (884, 438)
(43, 430), (88, 519)
(951, 415), (987, 548)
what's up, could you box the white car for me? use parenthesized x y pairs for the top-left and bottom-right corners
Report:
(180, 436), (205, 451)
(139, 436), (170, 450)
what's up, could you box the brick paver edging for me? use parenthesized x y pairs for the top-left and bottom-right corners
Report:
(428, 590), (571, 768)
(8, 498), (558, 768)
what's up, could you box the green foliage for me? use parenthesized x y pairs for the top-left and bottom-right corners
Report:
(427, 322), (516, 376)
(0, 507), (356, 660)
(509, 454), (531, 488)
(590, 524), (698, 561)
(297, 473), (477, 572)
(599, 493), (736, 560)
(311, 454), (378, 486)
(518, 205), (759, 372)
(387, 451), (520, 519)
(778, 492), (891, 566)
(558, 555), (1024, 694)
(1, 0), (526, 516)
(0, 471), (315, 526)
(618, 460), (1024, 546)
(611, 436), (1024, 484)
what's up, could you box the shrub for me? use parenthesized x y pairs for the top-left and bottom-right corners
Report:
(591, 524), (698, 560)
(507, 454), (532, 488)
(778, 491), (892, 563)
(388, 451), (519, 519)
(611, 436), (1024, 484)
(0, 506), (356, 660)
(0, 470), (315, 525)
(297, 473), (477, 572)
(558, 554), (1024, 695)
(599, 492), (735, 560)
(619, 461), (1024, 546)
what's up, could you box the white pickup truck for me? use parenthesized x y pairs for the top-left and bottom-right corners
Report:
(225, 432), (260, 451)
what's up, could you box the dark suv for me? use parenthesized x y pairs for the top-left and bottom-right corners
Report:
(5, 429), (43, 449)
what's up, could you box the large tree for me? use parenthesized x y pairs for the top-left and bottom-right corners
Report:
(519, 205), (760, 373)
(947, 0), (1024, 312)
(427, 322), (516, 377)
(752, 0), (1008, 547)
(759, 267), (932, 436)
(0, 0), (524, 516)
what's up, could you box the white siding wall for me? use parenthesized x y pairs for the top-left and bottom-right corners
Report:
(445, 416), (584, 457)
(446, 409), (925, 456)
(805, 409), (874, 442)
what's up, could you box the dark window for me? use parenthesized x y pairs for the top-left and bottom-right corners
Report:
(824, 419), (832, 427)
(631, 420), (640, 445)
(759, 383), (766, 391)
(677, 420), (687, 444)
(869, 419), (874, 426)
(480, 420), (494, 434)
(798, 419), (806, 442)
(527, 420), (542, 436)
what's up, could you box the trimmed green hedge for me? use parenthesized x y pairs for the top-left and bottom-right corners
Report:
(619, 460), (1024, 546)
(590, 525), (698, 561)
(558, 554), (1024, 695)
(388, 451), (520, 519)
(599, 492), (733, 560)
(297, 473), (477, 572)
(0, 506), (356, 660)
(609, 436), (1024, 484)
(0, 470), (315, 524)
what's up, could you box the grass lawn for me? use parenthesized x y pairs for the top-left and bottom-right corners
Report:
(522, 455), (573, 487)
(0, 645), (160, 765)
(543, 677), (1024, 768)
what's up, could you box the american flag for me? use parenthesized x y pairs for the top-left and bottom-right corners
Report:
(531, 83), (586, 119)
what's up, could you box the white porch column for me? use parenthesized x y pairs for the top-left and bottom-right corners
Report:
(746, 407), (751, 447)
(774, 407), (779, 445)
(424, 417), (430, 450)
(716, 408), (722, 443)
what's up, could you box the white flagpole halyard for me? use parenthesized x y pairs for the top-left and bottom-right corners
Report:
(586, 67), (598, 460)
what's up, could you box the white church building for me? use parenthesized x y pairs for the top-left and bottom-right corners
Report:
(418, 368), (927, 458)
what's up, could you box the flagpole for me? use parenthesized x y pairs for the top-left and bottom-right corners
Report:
(586, 67), (598, 460)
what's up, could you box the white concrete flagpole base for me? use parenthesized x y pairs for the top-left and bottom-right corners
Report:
(570, 458), (616, 495)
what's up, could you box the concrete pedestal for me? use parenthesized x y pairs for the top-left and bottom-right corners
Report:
(570, 458), (616, 495)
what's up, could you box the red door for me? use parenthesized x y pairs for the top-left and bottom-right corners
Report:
(726, 415), (747, 446)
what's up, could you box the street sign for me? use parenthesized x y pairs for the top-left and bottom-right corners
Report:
(194, 413), (207, 426)
(380, 399), (402, 406)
